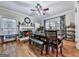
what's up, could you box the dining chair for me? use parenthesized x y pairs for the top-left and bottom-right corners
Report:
(45, 30), (63, 57)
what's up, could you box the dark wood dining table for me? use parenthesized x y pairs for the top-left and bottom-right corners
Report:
(33, 32), (63, 54)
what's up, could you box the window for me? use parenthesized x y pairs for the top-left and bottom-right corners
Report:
(0, 17), (17, 41)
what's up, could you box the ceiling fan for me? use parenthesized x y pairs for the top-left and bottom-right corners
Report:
(30, 3), (49, 15)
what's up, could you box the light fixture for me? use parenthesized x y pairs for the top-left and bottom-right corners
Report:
(30, 3), (49, 16)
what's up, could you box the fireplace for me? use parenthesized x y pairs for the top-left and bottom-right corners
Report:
(23, 31), (32, 37)
(18, 31), (32, 41)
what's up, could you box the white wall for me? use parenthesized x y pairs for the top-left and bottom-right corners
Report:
(75, 2), (79, 49)
(65, 10), (75, 26)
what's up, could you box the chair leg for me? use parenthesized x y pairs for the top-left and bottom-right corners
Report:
(52, 48), (54, 53)
(60, 43), (63, 55)
(41, 49), (43, 55)
(29, 40), (31, 44)
(33, 42), (35, 45)
(46, 44), (49, 54)
(41, 45), (44, 55)
(60, 46), (63, 55)
(56, 48), (58, 57)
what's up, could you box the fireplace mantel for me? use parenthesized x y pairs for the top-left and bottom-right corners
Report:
(20, 26), (34, 31)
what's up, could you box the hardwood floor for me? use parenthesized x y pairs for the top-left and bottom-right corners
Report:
(0, 40), (79, 57)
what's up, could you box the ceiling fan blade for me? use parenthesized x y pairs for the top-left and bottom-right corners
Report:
(43, 8), (49, 11)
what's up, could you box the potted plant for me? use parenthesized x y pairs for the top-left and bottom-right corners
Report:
(37, 26), (44, 33)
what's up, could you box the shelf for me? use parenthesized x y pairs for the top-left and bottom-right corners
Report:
(66, 26), (75, 41)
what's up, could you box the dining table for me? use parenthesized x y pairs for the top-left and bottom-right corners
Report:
(33, 31), (64, 54)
